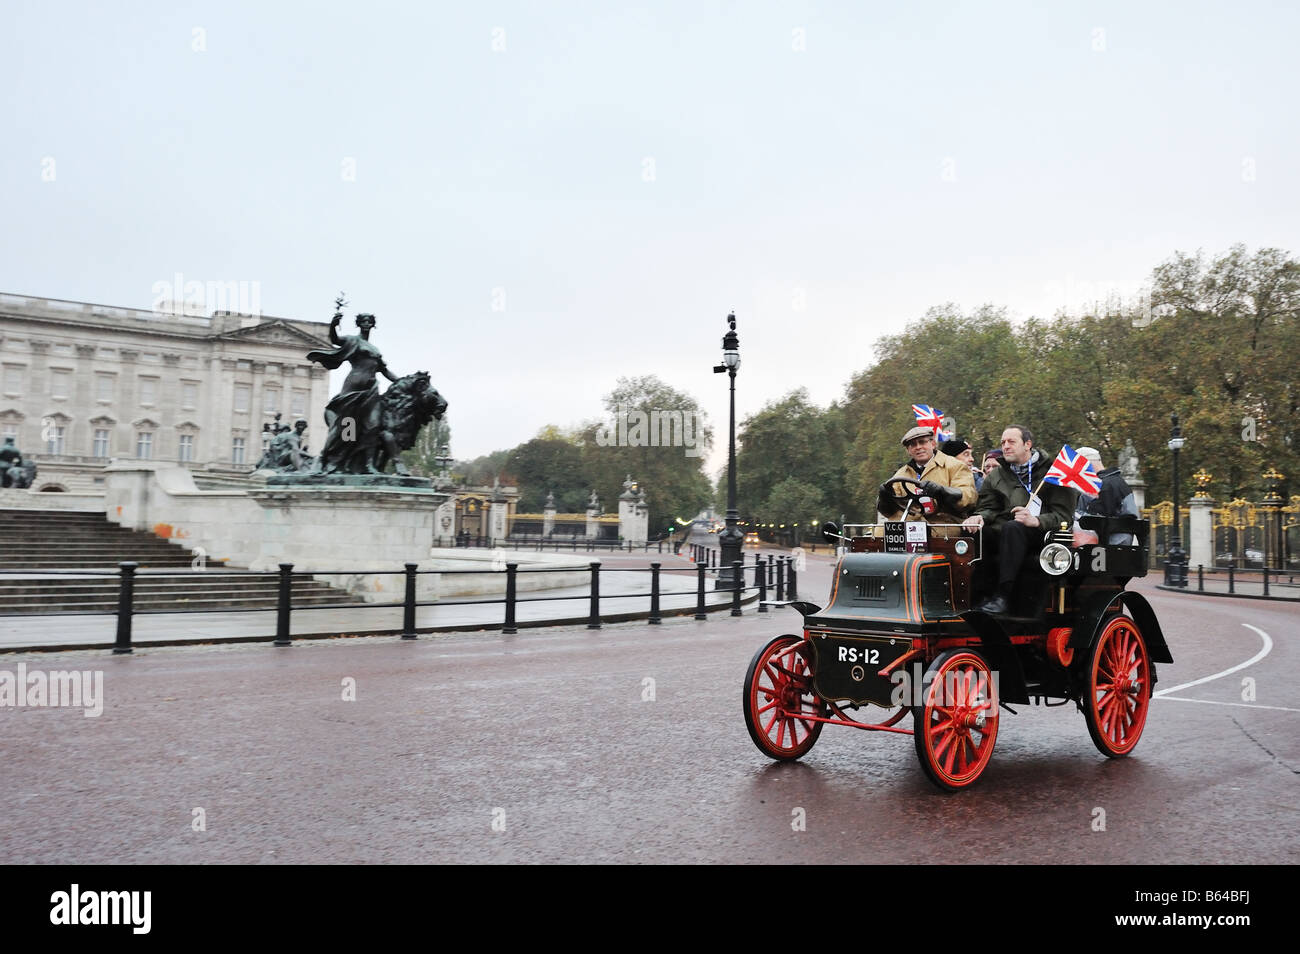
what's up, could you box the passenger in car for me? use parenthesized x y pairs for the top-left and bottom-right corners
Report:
(1073, 446), (1139, 545)
(961, 425), (1079, 614)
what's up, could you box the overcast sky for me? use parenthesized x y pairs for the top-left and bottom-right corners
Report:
(4, 1), (1298, 476)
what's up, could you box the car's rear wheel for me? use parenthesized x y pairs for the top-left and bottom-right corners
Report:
(1083, 614), (1151, 757)
(912, 649), (999, 791)
(743, 635), (826, 760)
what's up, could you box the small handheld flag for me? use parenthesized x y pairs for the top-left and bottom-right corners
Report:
(1042, 444), (1103, 496)
(911, 404), (944, 433)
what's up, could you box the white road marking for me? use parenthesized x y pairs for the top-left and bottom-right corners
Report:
(1152, 623), (1272, 698)
(1153, 696), (1300, 713)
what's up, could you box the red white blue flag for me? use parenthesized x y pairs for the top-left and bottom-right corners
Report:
(1044, 444), (1103, 496)
(911, 404), (944, 433)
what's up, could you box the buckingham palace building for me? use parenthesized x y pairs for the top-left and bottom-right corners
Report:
(0, 292), (333, 492)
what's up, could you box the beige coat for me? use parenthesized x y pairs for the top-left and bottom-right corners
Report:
(880, 450), (978, 524)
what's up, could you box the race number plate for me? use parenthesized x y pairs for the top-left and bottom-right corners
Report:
(810, 632), (913, 707)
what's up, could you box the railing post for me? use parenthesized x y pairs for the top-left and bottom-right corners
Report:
(274, 563), (293, 647)
(113, 561), (137, 654)
(649, 562), (661, 624)
(788, 557), (798, 600)
(1197, 564), (1204, 592)
(756, 557), (768, 612)
(695, 564), (707, 620)
(587, 561), (601, 629)
(401, 562), (419, 639)
(776, 557), (786, 601)
(731, 561), (743, 616)
(503, 562), (518, 634)
(1263, 567), (1270, 597)
(1228, 564), (1235, 594)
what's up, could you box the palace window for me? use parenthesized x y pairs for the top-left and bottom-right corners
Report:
(46, 425), (65, 454)
(4, 365), (25, 395)
(181, 381), (198, 408)
(178, 434), (194, 461)
(136, 431), (153, 459)
(292, 389), (306, 417)
(93, 429), (110, 458)
(232, 436), (246, 465)
(138, 376), (158, 406)
(233, 384), (251, 413)
(50, 369), (72, 399)
(96, 374), (114, 402)
(264, 387), (280, 413)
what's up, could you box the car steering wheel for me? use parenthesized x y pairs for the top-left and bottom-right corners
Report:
(879, 476), (927, 513)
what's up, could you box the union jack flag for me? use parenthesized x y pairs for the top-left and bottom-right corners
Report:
(911, 404), (944, 433)
(1044, 444), (1103, 496)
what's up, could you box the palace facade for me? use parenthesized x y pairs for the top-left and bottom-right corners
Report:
(0, 292), (333, 492)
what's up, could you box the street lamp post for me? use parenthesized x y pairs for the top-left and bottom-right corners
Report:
(1165, 412), (1188, 587)
(713, 311), (742, 590)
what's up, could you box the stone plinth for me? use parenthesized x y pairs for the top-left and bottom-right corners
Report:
(489, 500), (508, 545)
(433, 497), (457, 547)
(248, 485), (450, 601)
(1188, 495), (1214, 570)
(1129, 478), (1146, 513)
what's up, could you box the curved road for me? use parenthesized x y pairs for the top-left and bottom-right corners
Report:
(1, 541), (1295, 863)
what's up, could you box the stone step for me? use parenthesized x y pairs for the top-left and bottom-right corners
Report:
(0, 508), (353, 611)
(0, 581), (342, 598)
(0, 561), (210, 566)
(3, 546), (208, 555)
(5, 544), (201, 552)
(1, 595), (357, 615)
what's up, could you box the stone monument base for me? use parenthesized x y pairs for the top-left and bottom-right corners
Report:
(248, 484), (449, 601)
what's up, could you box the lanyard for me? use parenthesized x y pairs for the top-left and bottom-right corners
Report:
(1014, 455), (1033, 495)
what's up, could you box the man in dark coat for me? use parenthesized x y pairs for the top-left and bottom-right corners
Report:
(1075, 446), (1138, 544)
(961, 425), (1078, 614)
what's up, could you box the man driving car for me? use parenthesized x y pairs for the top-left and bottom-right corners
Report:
(876, 425), (977, 525)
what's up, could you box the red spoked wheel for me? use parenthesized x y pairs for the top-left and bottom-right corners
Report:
(1084, 614), (1151, 758)
(743, 635), (827, 761)
(912, 650), (999, 791)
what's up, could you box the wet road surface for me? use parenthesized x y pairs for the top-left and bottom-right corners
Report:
(1, 546), (1295, 864)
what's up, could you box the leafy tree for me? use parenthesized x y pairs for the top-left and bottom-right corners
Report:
(579, 375), (714, 534)
(726, 389), (849, 526)
(763, 477), (827, 543)
(399, 416), (452, 478)
(503, 437), (590, 512)
(842, 305), (1019, 509)
(458, 448), (513, 486)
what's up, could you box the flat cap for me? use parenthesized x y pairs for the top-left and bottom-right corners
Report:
(901, 425), (934, 445)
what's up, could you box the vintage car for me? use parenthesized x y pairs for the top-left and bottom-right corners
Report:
(742, 476), (1173, 791)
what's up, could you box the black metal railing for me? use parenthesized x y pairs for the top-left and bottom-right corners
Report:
(5, 555), (776, 653)
(1188, 563), (1298, 597)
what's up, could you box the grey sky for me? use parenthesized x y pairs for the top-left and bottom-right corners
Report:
(4, 1), (1297, 477)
